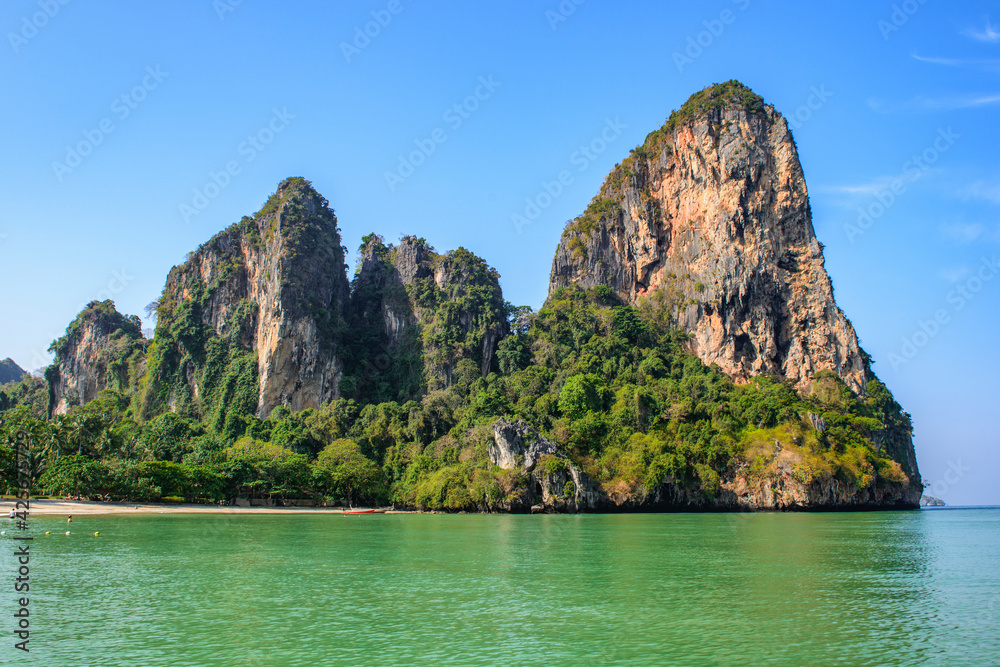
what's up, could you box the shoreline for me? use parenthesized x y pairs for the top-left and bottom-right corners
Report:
(11, 499), (407, 516)
(3, 499), (947, 517)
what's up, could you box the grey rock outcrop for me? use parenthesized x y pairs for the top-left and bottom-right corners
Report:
(486, 416), (919, 513)
(489, 418), (602, 511)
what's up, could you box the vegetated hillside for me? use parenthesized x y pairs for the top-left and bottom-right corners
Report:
(0, 375), (46, 417)
(0, 85), (921, 510)
(0, 358), (25, 385)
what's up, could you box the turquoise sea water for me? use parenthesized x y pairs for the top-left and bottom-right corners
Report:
(2, 509), (998, 666)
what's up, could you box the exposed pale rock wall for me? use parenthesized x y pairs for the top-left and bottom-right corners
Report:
(550, 84), (867, 394)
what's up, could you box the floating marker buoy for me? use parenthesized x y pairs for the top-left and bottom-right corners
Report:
(65, 531), (70, 535)
(45, 531), (50, 535)
(0, 531), (5, 535)
(94, 532), (99, 536)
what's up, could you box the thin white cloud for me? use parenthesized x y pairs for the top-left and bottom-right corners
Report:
(962, 180), (1000, 205)
(938, 265), (971, 283)
(939, 221), (987, 243)
(963, 18), (1000, 42)
(912, 54), (966, 66)
(911, 52), (1000, 72)
(815, 173), (924, 210)
(818, 167), (952, 209)
(868, 94), (1000, 113)
(818, 176), (902, 197)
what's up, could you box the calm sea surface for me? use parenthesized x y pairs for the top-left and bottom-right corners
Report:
(2, 509), (998, 666)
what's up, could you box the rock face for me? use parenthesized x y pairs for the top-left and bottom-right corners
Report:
(489, 418), (602, 512)
(142, 177), (350, 420)
(347, 235), (508, 401)
(0, 358), (26, 386)
(717, 441), (921, 510)
(46, 300), (146, 416)
(550, 81), (868, 394)
(490, 419), (918, 512)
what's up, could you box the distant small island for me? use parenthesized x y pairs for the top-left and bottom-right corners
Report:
(920, 495), (946, 507)
(0, 358), (26, 385)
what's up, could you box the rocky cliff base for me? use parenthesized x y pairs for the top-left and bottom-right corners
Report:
(473, 419), (917, 513)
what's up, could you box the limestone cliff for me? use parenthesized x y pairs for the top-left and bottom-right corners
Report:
(139, 177), (350, 422)
(346, 235), (509, 402)
(550, 81), (868, 394)
(46, 300), (146, 416)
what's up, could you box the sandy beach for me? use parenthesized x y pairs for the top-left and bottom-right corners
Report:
(9, 499), (403, 515)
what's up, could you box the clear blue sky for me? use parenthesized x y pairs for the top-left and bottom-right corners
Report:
(1, 0), (997, 504)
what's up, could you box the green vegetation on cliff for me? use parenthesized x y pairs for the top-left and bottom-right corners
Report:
(342, 234), (507, 406)
(137, 284), (259, 433)
(664, 79), (766, 130)
(137, 177), (347, 424)
(0, 284), (913, 508)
